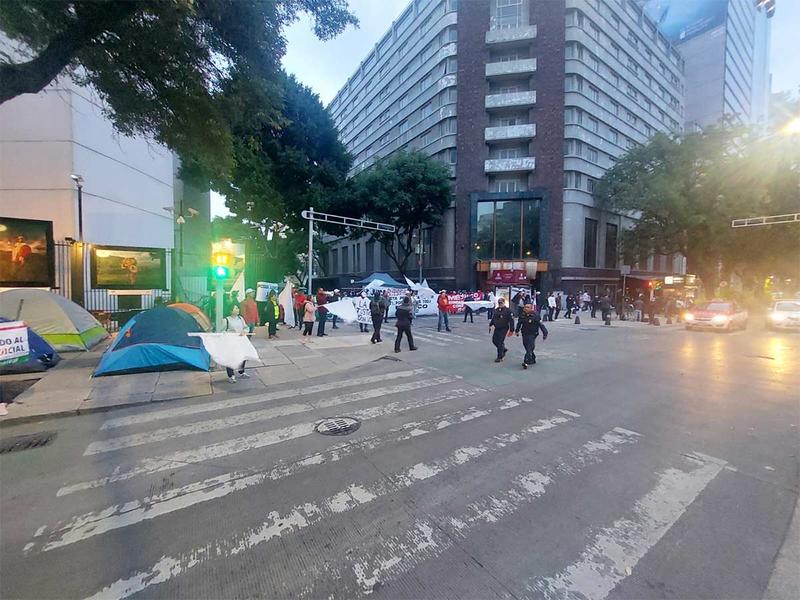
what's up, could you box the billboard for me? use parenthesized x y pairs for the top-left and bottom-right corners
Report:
(91, 246), (167, 290)
(641, 0), (728, 43)
(0, 217), (55, 288)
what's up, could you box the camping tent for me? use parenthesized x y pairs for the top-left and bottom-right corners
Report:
(0, 317), (60, 374)
(169, 303), (212, 332)
(355, 272), (406, 288)
(0, 289), (108, 351)
(94, 306), (210, 376)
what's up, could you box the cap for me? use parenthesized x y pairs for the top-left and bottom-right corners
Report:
(334, 289), (340, 293)
(440, 290), (446, 294)
(245, 288), (255, 294)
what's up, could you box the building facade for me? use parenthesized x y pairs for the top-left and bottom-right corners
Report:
(326, 0), (687, 294)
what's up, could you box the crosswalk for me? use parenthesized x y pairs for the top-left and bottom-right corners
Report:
(14, 362), (729, 599)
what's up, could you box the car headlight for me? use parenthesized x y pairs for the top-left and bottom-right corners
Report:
(711, 314), (729, 325)
(684, 313), (694, 322)
(770, 313), (787, 322)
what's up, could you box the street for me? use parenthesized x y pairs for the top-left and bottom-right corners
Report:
(1, 317), (798, 600)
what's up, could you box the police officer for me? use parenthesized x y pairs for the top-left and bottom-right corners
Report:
(489, 297), (515, 362)
(515, 302), (548, 369)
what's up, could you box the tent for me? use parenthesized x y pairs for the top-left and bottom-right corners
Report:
(94, 306), (210, 376)
(0, 289), (108, 351)
(355, 272), (406, 288)
(169, 303), (212, 332)
(0, 317), (60, 374)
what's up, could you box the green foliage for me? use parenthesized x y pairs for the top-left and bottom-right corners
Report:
(596, 125), (800, 294)
(0, 0), (357, 175)
(331, 150), (453, 276)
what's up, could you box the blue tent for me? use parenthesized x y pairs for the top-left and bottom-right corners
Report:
(354, 272), (406, 288)
(94, 307), (210, 377)
(0, 317), (61, 374)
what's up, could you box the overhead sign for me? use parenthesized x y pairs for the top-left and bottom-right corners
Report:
(489, 269), (529, 284)
(0, 321), (30, 366)
(641, 0), (728, 43)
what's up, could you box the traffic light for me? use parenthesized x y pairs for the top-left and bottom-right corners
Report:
(211, 251), (232, 279)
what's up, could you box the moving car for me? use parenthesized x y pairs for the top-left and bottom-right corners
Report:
(685, 300), (748, 332)
(767, 300), (800, 331)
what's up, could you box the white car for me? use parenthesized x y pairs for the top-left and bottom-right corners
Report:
(685, 300), (748, 332)
(767, 300), (800, 330)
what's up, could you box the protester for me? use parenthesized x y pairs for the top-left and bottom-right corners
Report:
(240, 288), (259, 334)
(437, 290), (452, 332)
(294, 289), (306, 328)
(394, 296), (417, 353)
(600, 294), (612, 322)
(555, 293), (563, 320)
(634, 295), (644, 322)
(565, 294), (574, 319)
(590, 294), (598, 319)
(382, 290), (391, 321)
(265, 291), (280, 339)
(547, 292), (556, 321)
(489, 297), (515, 363)
(463, 292), (475, 323)
(331, 289), (341, 329)
(370, 292), (384, 344)
(316, 287), (329, 337)
(486, 289), (495, 321)
(515, 301), (548, 369)
(356, 291), (371, 333)
(510, 290), (523, 318)
(301, 296), (315, 336)
(223, 305), (250, 382)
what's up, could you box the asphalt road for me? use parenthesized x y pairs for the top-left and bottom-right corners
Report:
(1, 315), (798, 600)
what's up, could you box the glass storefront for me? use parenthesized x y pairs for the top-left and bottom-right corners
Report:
(473, 199), (541, 260)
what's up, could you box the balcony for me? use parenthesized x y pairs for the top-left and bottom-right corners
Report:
(485, 123), (537, 142)
(485, 90), (536, 110)
(484, 157), (536, 173)
(486, 24), (537, 45)
(485, 58), (537, 78)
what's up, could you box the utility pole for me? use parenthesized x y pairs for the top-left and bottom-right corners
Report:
(307, 207), (314, 296)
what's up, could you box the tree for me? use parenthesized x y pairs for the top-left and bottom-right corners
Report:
(336, 151), (452, 278)
(596, 125), (800, 294)
(0, 0), (357, 174)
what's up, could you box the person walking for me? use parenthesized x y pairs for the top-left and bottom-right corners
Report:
(394, 296), (418, 353)
(547, 293), (556, 322)
(634, 295), (644, 322)
(294, 290), (306, 329)
(356, 291), (371, 333)
(240, 288), (259, 334)
(382, 290), (391, 321)
(463, 292), (475, 323)
(486, 290), (495, 321)
(370, 292), (384, 343)
(316, 288), (329, 337)
(223, 305), (251, 382)
(600, 293), (612, 322)
(565, 294), (574, 319)
(331, 289), (341, 329)
(555, 293), (563, 320)
(515, 301), (548, 369)
(263, 292), (280, 339)
(489, 297), (515, 362)
(301, 296), (315, 336)
(437, 290), (452, 332)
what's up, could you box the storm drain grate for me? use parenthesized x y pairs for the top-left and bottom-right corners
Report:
(315, 417), (361, 436)
(0, 431), (57, 455)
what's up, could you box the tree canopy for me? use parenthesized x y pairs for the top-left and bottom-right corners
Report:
(0, 0), (357, 174)
(328, 151), (453, 277)
(595, 125), (800, 294)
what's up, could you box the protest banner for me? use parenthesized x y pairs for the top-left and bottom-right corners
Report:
(0, 321), (30, 367)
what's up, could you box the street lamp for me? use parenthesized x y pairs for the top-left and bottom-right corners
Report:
(70, 174), (84, 241)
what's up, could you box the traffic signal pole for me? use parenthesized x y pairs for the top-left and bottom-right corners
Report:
(215, 279), (224, 332)
(308, 207), (314, 296)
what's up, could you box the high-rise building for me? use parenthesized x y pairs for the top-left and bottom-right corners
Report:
(327, 0), (686, 294)
(642, 0), (775, 130)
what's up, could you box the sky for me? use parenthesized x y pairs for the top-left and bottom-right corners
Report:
(210, 0), (799, 218)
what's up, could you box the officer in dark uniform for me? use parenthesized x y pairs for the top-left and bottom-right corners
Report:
(489, 297), (515, 362)
(515, 302), (548, 369)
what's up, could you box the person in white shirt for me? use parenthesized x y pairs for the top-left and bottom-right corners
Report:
(223, 305), (250, 383)
(547, 293), (557, 321)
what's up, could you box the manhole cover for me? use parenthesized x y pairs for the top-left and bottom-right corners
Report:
(0, 431), (57, 455)
(315, 417), (361, 436)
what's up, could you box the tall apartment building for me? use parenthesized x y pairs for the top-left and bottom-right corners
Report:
(327, 0), (686, 294)
(642, 0), (775, 130)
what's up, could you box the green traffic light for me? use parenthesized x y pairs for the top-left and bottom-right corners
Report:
(213, 265), (229, 279)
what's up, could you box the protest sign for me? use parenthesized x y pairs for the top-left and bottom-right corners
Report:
(0, 321), (30, 366)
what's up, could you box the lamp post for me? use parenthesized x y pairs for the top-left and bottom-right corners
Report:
(70, 174), (84, 241)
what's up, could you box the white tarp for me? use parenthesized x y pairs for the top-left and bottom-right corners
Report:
(0, 320), (29, 366)
(189, 332), (260, 370)
(464, 300), (495, 311)
(278, 281), (295, 328)
(322, 298), (358, 322)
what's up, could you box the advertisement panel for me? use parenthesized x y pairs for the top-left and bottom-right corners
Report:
(0, 217), (55, 288)
(91, 246), (167, 290)
(641, 0), (728, 43)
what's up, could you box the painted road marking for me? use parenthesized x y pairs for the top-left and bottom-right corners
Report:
(99, 369), (428, 430)
(30, 394), (533, 554)
(83, 410), (579, 600)
(347, 427), (641, 596)
(58, 376), (460, 496)
(526, 451), (727, 600)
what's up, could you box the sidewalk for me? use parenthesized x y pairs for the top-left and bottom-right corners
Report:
(0, 324), (390, 425)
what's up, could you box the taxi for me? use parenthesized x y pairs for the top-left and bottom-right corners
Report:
(767, 300), (800, 330)
(685, 300), (748, 332)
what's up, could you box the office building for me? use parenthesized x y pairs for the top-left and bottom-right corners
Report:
(642, 0), (775, 129)
(327, 0), (686, 294)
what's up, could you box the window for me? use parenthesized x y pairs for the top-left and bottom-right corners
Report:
(574, 172), (582, 188)
(589, 86), (600, 102)
(448, 87), (458, 102)
(447, 148), (457, 164)
(522, 200), (540, 258)
(610, 100), (619, 116)
(588, 117), (599, 133)
(445, 57), (458, 74)
(475, 202), (494, 259)
(586, 177), (596, 193)
(609, 129), (619, 144)
(420, 129), (434, 146)
(586, 147), (598, 162)
(342, 246), (349, 273)
(330, 249), (339, 274)
(380, 133), (391, 147)
(494, 0), (524, 29)
(492, 147), (523, 159)
(584, 218), (598, 267)
(492, 178), (526, 192)
(589, 54), (600, 71)
(627, 84), (637, 100)
(365, 240), (375, 272)
(354, 244), (361, 272)
(626, 110), (636, 125)
(494, 200), (522, 258)
(605, 223), (618, 268)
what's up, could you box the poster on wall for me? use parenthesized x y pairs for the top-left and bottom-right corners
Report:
(0, 217), (55, 288)
(91, 246), (167, 290)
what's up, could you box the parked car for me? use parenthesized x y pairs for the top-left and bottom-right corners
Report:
(684, 300), (748, 332)
(766, 300), (800, 331)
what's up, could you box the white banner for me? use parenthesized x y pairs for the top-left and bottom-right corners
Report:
(278, 281), (295, 328)
(322, 298), (359, 322)
(189, 332), (260, 370)
(0, 321), (30, 366)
